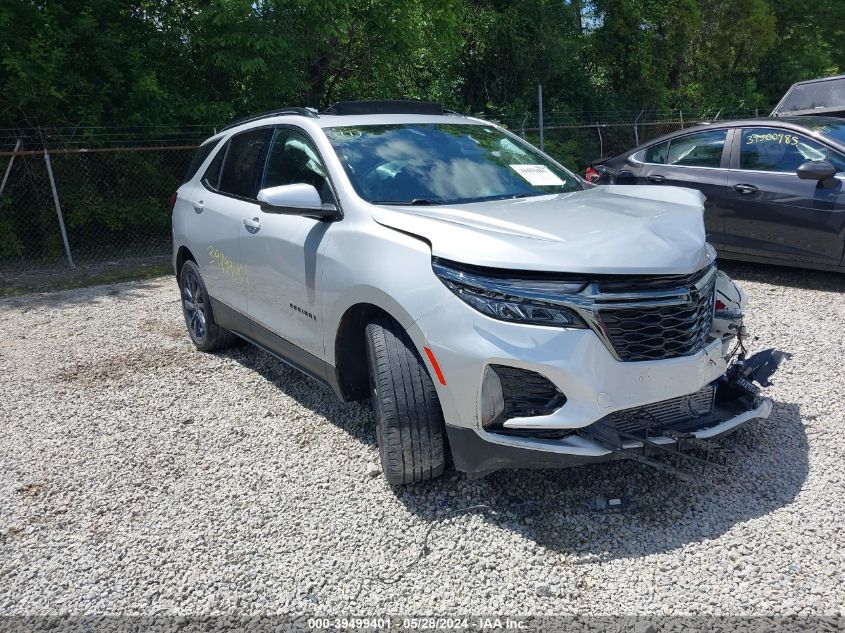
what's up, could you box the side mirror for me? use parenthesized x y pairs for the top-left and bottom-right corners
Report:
(257, 184), (340, 220)
(796, 160), (838, 188)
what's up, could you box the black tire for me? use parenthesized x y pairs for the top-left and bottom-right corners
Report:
(178, 260), (239, 352)
(365, 316), (447, 485)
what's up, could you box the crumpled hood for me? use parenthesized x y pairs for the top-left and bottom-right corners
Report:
(371, 185), (713, 274)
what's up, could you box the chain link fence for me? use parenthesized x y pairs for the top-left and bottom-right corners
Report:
(0, 126), (213, 277)
(0, 108), (770, 279)
(499, 106), (770, 173)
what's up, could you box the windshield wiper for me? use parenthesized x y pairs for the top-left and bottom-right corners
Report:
(372, 198), (444, 206)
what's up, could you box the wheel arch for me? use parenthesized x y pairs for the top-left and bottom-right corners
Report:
(332, 302), (400, 402)
(175, 245), (196, 278)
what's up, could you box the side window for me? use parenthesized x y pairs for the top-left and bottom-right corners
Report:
(645, 141), (668, 164)
(218, 128), (272, 198)
(184, 139), (220, 183)
(829, 151), (845, 175)
(739, 128), (828, 173)
(263, 128), (334, 204)
(666, 130), (727, 168)
(202, 142), (227, 190)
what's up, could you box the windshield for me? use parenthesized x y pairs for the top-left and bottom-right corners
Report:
(775, 77), (845, 114)
(798, 118), (845, 146)
(323, 123), (581, 205)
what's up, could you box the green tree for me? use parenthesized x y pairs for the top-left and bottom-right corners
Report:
(676, 0), (776, 108)
(455, 0), (593, 113)
(0, 1), (185, 127)
(589, 0), (701, 109)
(756, 0), (845, 105)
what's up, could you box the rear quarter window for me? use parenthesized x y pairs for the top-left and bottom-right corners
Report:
(202, 143), (227, 190)
(184, 139), (221, 183)
(644, 141), (669, 164)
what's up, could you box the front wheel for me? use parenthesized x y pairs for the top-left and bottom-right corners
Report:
(365, 316), (447, 485)
(179, 260), (238, 352)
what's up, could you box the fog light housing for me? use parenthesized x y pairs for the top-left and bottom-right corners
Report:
(480, 365), (505, 427)
(481, 365), (567, 431)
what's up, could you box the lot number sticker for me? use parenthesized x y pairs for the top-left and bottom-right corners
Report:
(745, 132), (799, 146)
(509, 164), (565, 186)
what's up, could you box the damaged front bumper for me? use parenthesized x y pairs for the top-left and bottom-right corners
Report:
(447, 396), (771, 475)
(447, 351), (785, 476)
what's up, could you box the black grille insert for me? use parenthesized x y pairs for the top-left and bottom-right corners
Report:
(596, 267), (716, 361)
(494, 365), (566, 420)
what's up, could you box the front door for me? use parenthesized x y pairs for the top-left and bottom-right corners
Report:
(637, 128), (731, 248)
(722, 127), (845, 267)
(240, 126), (337, 360)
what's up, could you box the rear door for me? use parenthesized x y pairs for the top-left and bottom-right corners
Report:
(722, 127), (845, 267)
(636, 128), (731, 247)
(199, 127), (273, 314)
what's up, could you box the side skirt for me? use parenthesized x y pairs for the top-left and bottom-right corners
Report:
(717, 249), (845, 274)
(210, 298), (345, 400)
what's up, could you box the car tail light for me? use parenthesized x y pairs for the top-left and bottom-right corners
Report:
(585, 166), (600, 183)
(168, 191), (178, 213)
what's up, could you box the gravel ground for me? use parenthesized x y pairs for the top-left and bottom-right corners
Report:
(0, 263), (843, 618)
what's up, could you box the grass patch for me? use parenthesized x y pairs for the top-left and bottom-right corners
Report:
(0, 262), (172, 297)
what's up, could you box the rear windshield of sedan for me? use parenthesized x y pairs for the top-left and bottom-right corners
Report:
(323, 123), (581, 205)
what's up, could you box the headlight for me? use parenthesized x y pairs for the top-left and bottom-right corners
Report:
(432, 258), (587, 328)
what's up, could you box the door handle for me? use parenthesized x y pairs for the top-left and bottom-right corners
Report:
(193, 201), (204, 214)
(647, 174), (665, 183)
(243, 217), (261, 233)
(733, 183), (758, 195)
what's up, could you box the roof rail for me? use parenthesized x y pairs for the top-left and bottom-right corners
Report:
(221, 107), (318, 132)
(321, 100), (445, 116)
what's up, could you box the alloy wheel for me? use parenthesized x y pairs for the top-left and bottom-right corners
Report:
(182, 270), (207, 341)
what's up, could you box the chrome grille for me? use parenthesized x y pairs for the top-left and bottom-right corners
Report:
(609, 384), (716, 435)
(595, 266), (716, 361)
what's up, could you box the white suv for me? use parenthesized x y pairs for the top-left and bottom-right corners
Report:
(172, 100), (782, 484)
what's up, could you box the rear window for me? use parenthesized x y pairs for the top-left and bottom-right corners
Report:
(184, 139), (220, 183)
(217, 128), (272, 198)
(666, 130), (726, 168)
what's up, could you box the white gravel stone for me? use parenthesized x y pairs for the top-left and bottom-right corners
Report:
(0, 263), (843, 617)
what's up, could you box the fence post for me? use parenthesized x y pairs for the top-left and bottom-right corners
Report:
(0, 139), (21, 198)
(43, 150), (75, 269)
(520, 112), (529, 139)
(633, 110), (643, 146)
(596, 123), (603, 158)
(679, 110), (684, 129)
(537, 84), (544, 152)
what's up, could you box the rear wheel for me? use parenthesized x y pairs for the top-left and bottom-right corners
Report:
(365, 316), (447, 485)
(179, 260), (238, 352)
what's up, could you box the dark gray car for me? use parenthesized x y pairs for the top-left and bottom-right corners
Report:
(591, 117), (845, 272)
